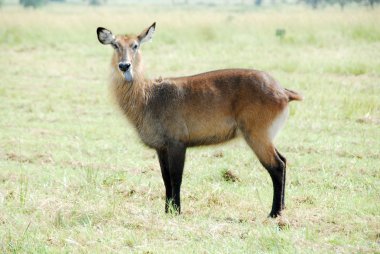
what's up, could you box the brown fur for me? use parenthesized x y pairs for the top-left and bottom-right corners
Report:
(99, 25), (302, 217)
(110, 54), (301, 167)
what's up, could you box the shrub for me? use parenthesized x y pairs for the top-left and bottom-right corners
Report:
(20, 0), (47, 8)
(89, 0), (102, 6)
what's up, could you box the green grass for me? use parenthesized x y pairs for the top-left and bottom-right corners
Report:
(1, 4), (380, 253)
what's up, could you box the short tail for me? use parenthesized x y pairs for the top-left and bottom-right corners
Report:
(284, 88), (303, 102)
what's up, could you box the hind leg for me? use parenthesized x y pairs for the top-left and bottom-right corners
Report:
(275, 148), (287, 209)
(244, 135), (286, 218)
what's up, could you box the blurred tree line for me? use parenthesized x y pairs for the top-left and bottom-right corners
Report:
(173, 0), (378, 8)
(17, 0), (106, 8)
(14, 0), (380, 9)
(302, 0), (379, 9)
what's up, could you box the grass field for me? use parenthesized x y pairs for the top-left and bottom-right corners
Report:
(0, 4), (379, 253)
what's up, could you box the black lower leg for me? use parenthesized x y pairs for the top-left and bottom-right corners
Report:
(167, 141), (186, 214)
(157, 148), (172, 213)
(265, 154), (286, 218)
(268, 170), (283, 217)
(275, 149), (287, 209)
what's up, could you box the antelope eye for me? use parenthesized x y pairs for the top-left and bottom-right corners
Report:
(132, 44), (138, 50)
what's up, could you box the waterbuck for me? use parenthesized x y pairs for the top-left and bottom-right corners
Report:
(96, 22), (302, 218)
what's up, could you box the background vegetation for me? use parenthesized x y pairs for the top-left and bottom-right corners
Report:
(6, 0), (380, 8)
(0, 2), (379, 253)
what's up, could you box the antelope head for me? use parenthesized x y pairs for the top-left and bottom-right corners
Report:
(97, 22), (156, 82)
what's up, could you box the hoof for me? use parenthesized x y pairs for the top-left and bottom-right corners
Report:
(269, 210), (281, 218)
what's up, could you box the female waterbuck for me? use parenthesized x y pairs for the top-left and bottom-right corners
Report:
(97, 23), (302, 218)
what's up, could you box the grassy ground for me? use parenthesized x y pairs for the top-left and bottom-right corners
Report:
(0, 4), (379, 253)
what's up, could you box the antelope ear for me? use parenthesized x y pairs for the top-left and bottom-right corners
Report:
(97, 27), (115, 45)
(138, 22), (156, 44)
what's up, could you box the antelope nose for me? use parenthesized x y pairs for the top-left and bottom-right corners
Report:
(118, 62), (131, 72)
